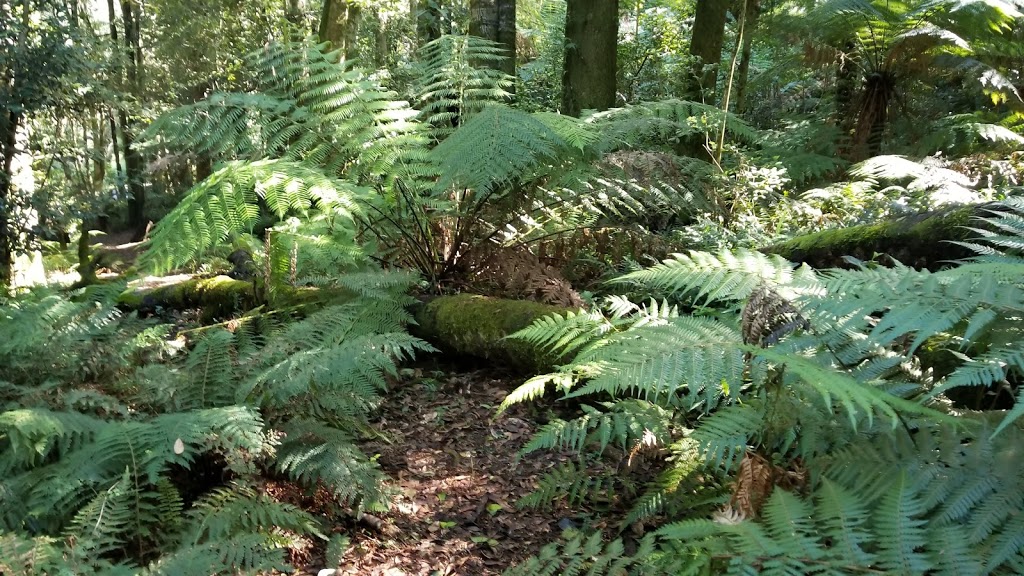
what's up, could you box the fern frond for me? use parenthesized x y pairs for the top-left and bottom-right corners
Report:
(432, 105), (567, 194)
(617, 249), (818, 305)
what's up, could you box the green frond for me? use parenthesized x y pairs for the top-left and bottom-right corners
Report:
(432, 105), (567, 194)
(617, 249), (818, 305)
(815, 479), (876, 567)
(568, 317), (745, 411)
(274, 419), (388, 509)
(521, 400), (672, 457)
(0, 532), (75, 576)
(873, 472), (933, 574)
(691, 403), (765, 471)
(142, 159), (367, 273)
(413, 35), (514, 139)
(517, 461), (616, 511)
(183, 484), (322, 544)
(503, 534), (662, 576)
(589, 99), (761, 151)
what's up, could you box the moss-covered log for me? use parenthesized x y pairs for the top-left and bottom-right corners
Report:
(119, 277), (570, 371)
(118, 275), (259, 319)
(412, 295), (572, 373)
(763, 203), (1001, 270)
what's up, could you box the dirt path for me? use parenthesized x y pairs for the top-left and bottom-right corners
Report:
(333, 369), (575, 576)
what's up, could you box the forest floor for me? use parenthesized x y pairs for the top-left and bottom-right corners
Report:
(280, 366), (633, 576)
(330, 369), (569, 575)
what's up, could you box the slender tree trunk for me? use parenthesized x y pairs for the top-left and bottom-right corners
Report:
(734, 0), (760, 114)
(319, 0), (362, 61)
(0, 1), (32, 287)
(561, 0), (618, 117)
(373, 8), (389, 67)
(0, 111), (19, 287)
(414, 0), (442, 46)
(469, 0), (516, 81)
(119, 0), (147, 239)
(687, 0), (729, 102)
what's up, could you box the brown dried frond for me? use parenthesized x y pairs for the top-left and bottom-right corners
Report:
(627, 428), (661, 467)
(728, 452), (810, 519)
(603, 151), (683, 187)
(742, 284), (808, 347)
(729, 451), (775, 518)
(473, 249), (584, 307)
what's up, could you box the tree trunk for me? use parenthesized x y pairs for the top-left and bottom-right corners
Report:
(469, 0), (516, 81)
(734, 0), (760, 114)
(0, 111), (19, 287)
(561, 0), (618, 117)
(319, 0), (363, 61)
(119, 0), (147, 240)
(414, 0), (442, 46)
(687, 0), (729, 103)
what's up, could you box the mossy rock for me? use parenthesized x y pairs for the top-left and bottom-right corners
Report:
(412, 294), (573, 373)
(764, 203), (1001, 270)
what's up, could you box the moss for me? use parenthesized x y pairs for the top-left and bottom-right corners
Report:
(118, 275), (258, 320)
(765, 203), (989, 270)
(413, 294), (572, 373)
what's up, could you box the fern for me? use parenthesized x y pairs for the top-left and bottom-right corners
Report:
(521, 400), (672, 457)
(412, 34), (514, 140)
(616, 249), (818, 304)
(431, 104), (567, 194)
(508, 200), (1024, 574)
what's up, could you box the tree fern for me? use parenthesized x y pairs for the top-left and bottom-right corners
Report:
(507, 199), (1024, 574)
(412, 34), (514, 140)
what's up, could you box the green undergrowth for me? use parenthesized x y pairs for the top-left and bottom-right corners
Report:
(501, 198), (1024, 575)
(0, 268), (433, 574)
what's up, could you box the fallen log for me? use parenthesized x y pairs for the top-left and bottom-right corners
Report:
(117, 275), (259, 320)
(412, 295), (572, 373)
(118, 276), (571, 372)
(411, 293), (573, 368)
(763, 203), (998, 270)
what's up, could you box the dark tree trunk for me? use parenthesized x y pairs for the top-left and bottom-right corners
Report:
(469, 0), (516, 81)
(854, 72), (893, 159)
(119, 0), (147, 240)
(687, 0), (729, 102)
(319, 0), (363, 61)
(561, 0), (618, 117)
(0, 111), (19, 287)
(734, 0), (760, 114)
(414, 0), (442, 45)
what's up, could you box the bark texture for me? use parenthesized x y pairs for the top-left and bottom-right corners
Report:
(469, 0), (517, 79)
(121, 0), (147, 240)
(733, 0), (760, 113)
(561, 0), (618, 117)
(319, 0), (363, 60)
(687, 0), (729, 102)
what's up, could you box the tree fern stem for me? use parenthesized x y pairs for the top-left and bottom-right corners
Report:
(715, 0), (747, 168)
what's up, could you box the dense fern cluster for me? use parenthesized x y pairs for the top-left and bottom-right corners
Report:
(140, 34), (770, 293)
(0, 269), (430, 574)
(503, 198), (1024, 575)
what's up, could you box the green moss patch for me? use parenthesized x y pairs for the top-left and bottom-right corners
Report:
(764, 203), (990, 270)
(413, 294), (573, 373)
